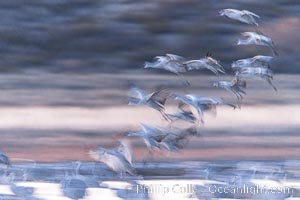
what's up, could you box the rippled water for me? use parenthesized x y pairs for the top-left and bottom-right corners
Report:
(1, 160), (300, 199)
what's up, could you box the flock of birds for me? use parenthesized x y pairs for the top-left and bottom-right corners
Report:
(0, 8), (285, 200)
(88, 8), (279, 178)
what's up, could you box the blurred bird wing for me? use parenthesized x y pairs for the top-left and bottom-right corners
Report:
(129, 86), (145, 99)
(225, 8), (239, 14)
(148, 87), (170, 106)
(199, 104), (216, 118)
(153, 129), (168, 142)
(166, 54), (186, 61)
(186, 59), (220, 74)
(178, 101), (192, 112)
(242, 10), (260, 18)
(204, 64), (220, 75)
(224, 86), (244, 100)
(184, 60), (206, 69)
(241, 32), (258, 38)
(154, 56), (168, 62)
(241, 32), (251, 37)
(117, 140), (133, 166)
(235, 58), (251, 65)
(206, 57), (226, 72)
(162, 131), (189, 151)
(175, 126), (198, 138)
(184, 126), (199, 136)
(252, 55), (273, 64)
(233, 85), (246, 95)
(141, 123), (157, 133)
(102, 152), (131, 173)
(141, 123), (166, 139)
(251, 58), (271, 68)
(144, 136), (162, 150)
(240, 13), (258, 26)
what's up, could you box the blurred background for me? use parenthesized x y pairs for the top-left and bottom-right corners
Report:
(0, 0), (299, 163)
(0, 0), (299, 73)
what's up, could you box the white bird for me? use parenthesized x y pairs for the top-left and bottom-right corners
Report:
(0, 151), (10, 167)
(127, 123), (167, 151)
(237, 32), (278, 56)
(232, 55), (273, 69)
(213, 78), (247, 100)
(235, 67), (277, 91)
(89, 141), (136, 176)
(144, 54), (191, 86)
(173, 94), (237, 123)
(219, 8), (260, 26)
(144, 54), (187, 74)
(184, 53), (225, 75)
(128, 85), (169, 120)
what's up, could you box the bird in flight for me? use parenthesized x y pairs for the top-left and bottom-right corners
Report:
(183, 52), (226, 75)
(213, 78), (247, 100)
(235, 67), (277, 91)
(219, 8), (260, 26)
(128, 85), (170, 120)
(89, 140), (136, 176)
(237, 32), (278, 56)
(232, 55), (273, 69)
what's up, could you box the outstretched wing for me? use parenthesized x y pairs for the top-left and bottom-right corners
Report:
(241, 32), (255, 38)
(166, 54), (186, 62)
(242, 10), (260, 18)
(117, 140), (133, 166)
(148, 86), (170, 107)
(178, 101), (191, 112)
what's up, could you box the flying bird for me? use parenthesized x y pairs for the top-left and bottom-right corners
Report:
(235, 67), (277, 91)
(128, 85), (170, 120)
(144, 54), (190, 86)
(160, 126), (199, 152)
(237, 32), (278, 56)
(127, 123), (167, 151)
(89, 140), (136, 176)
(184, 53), (225, 75)
(173, 94), (237, 123)
(144, 54), (186, 74)
(166, 102), (198, 124)
(219, 9), (260, 26)
(232, 55), (273, 69)
(213, 78), (247, 100)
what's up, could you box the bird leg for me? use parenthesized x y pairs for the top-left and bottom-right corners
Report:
(177, 74), (191, 87)
(266, 78), (278, 91)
